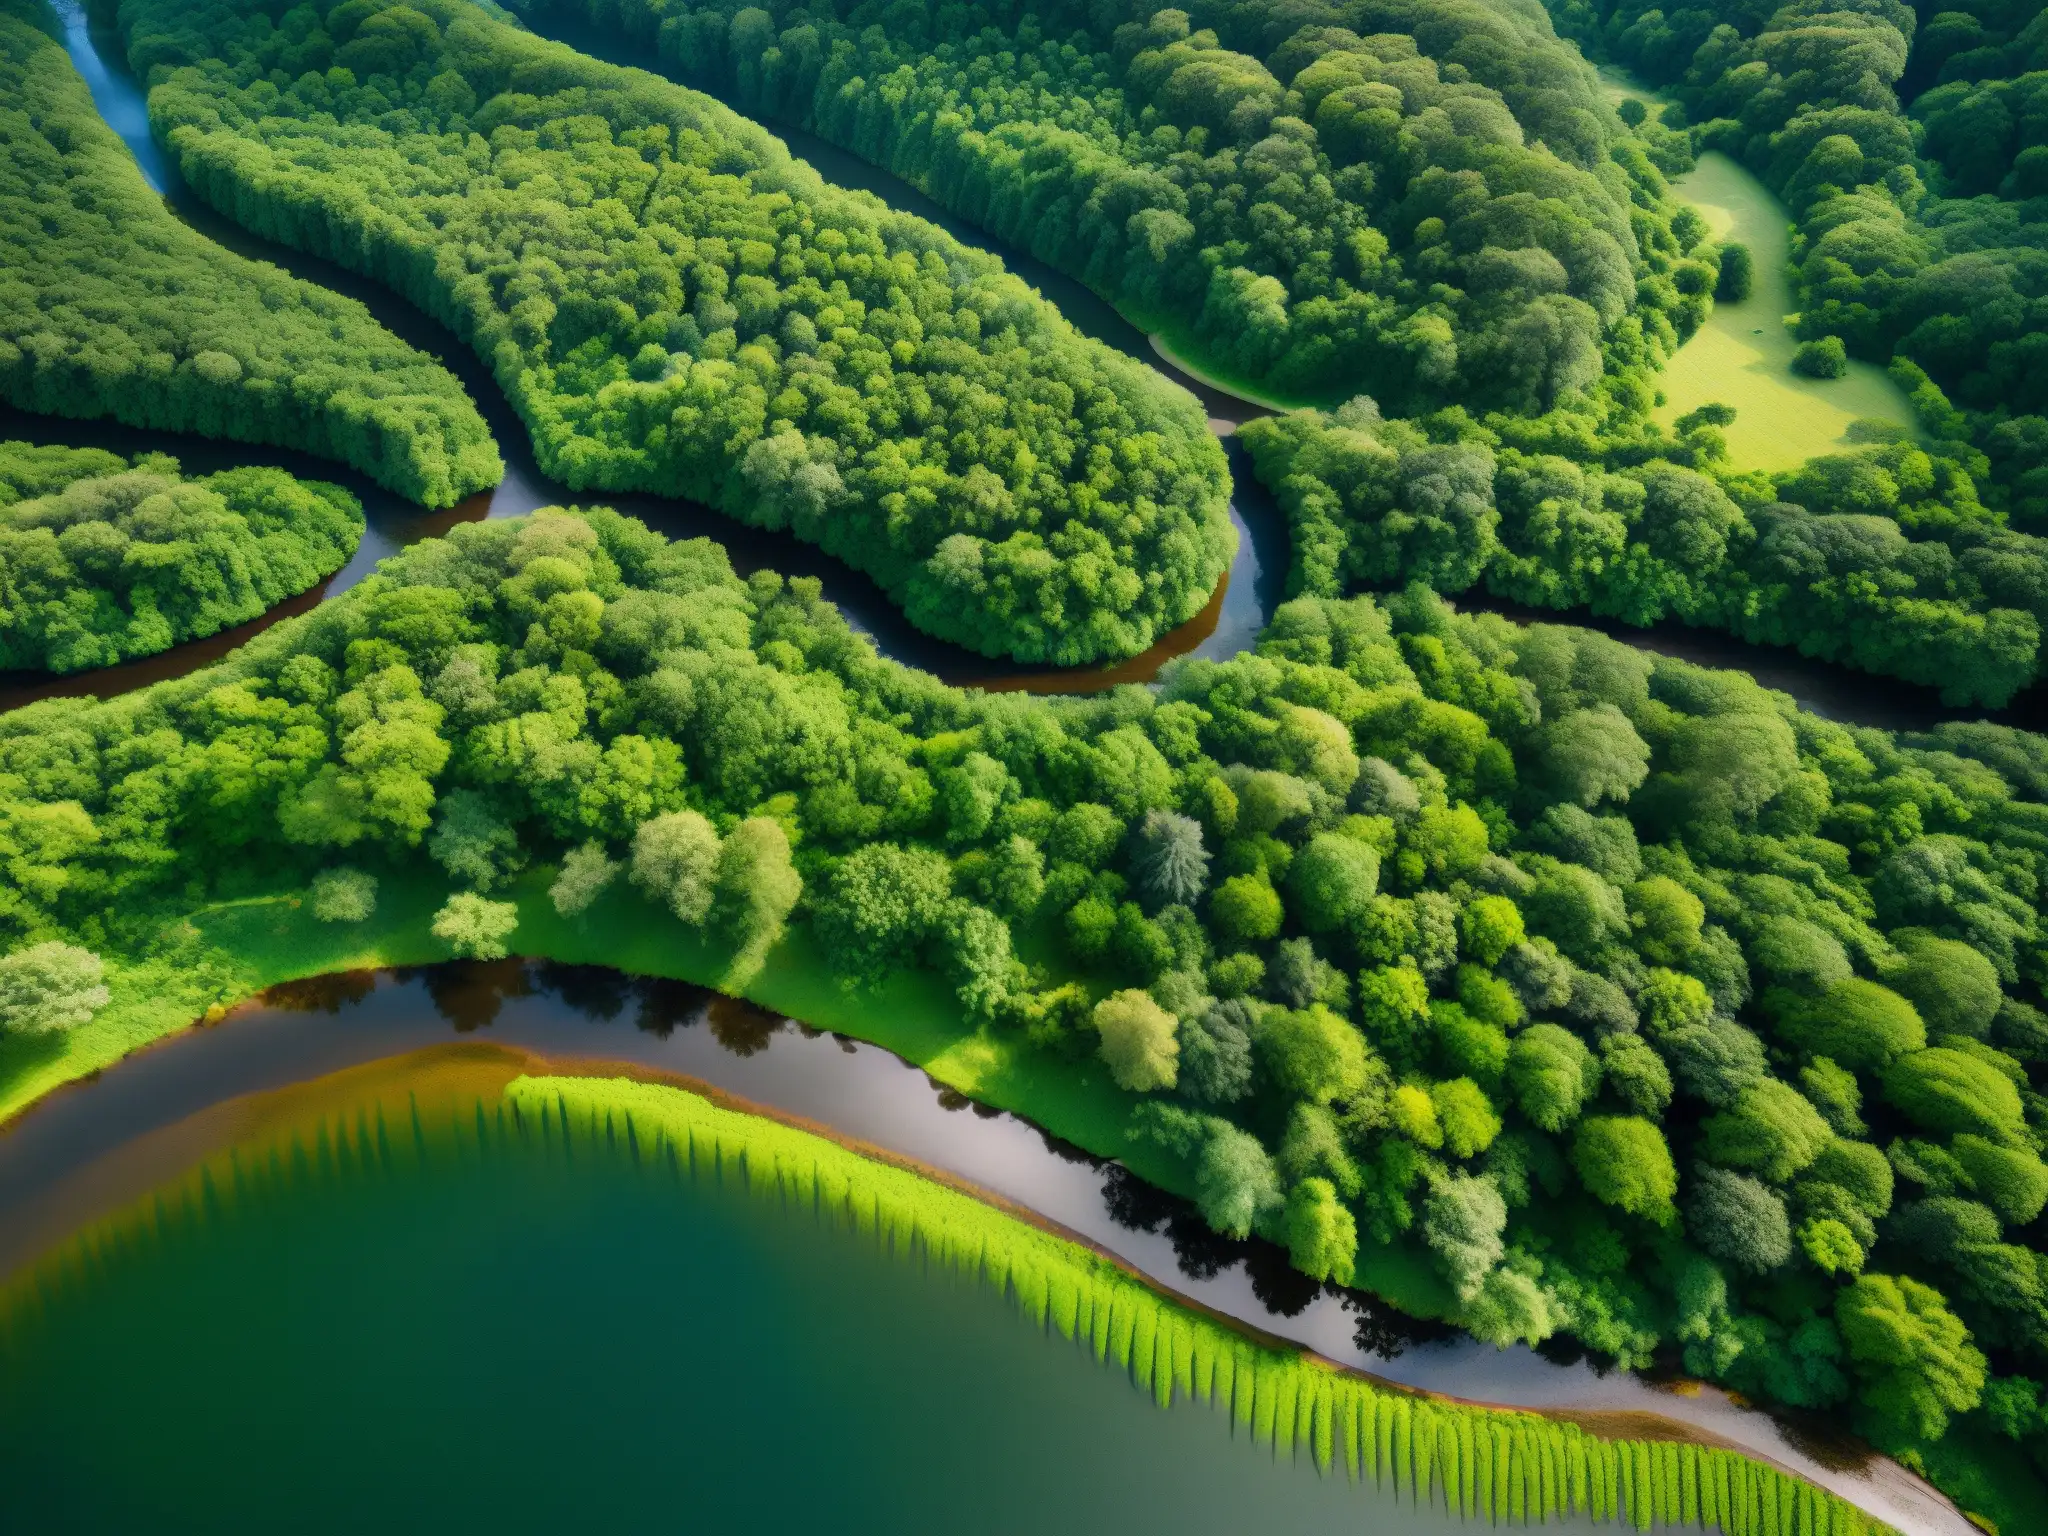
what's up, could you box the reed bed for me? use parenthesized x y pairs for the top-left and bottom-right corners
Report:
(507, 1075), (1897, 1536)
(0, 1066), (1896, 1534)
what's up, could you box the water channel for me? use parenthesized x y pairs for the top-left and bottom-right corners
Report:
(0, 962), (1977, 1536)
(0, 2), (1290, 716)
(0, 16), (2007, 1531)
(0, 1034), (1492, 1536)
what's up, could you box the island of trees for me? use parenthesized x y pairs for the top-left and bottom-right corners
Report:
(104, 0), (1234, 666)
(6, 503), (2048, 1522)
(0, 0), (499, 507)
(0, 441), (363, 673)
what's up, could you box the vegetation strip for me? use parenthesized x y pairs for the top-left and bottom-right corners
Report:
(0, 0), (498, 506)
(0, 441), (364, 674)
(489, 1071), (1895, 1535)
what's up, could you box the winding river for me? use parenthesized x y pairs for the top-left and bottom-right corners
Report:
(0, 16), (2015, 1531)
(0, 962), (1977, 1536)
(23, 1), (2048, 734)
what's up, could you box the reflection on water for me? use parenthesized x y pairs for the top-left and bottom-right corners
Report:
(0, 961), (1975, 1536)
(0, 1053), (1495, 1535)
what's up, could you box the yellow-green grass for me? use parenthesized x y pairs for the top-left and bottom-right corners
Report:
(0, 863), (1450, 1316)
(1143, 327), (1317, 417)
(1595, 66), (1918, 471)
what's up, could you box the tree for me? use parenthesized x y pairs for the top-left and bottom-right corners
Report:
(1432, 1077), (1503, 1158)
(1459, 895), (1525, 968)
(431, 892), (519, 960)
(1700, 1080), (1834, 1184)
(1888, 930), (2002, 1040)
(1285, 831), (1379, 934)
(428, 789), (521, 891)
(1507, 1023), (1599, 1133)
(1627, 876), (1703, 967)
(0, 942), (108, 1034)
(1131, 810), (1210, 911)
(1780, 979), (1925, 1073)
(548, 844), (618, 918)
(1093, 989), (1179, 1092)
(1716, 242), (1754, 302)
(630, 810), (723, 925)
(1196, 1122), (1282, 1238)
(1536, 705), (1651, 806)
(1601, 1034), (1674, 1118)
(811, 842), (952, 985)
(1257, 1005), (1369, 1103)
(1952, 1135), (2048, 1226)
(1209, 872), (1283, 944)
(710, 817), (802, 947)
(1572, 1116), (1678, 1221)
(310, 867), (378, 923)
(1793, 337), (1849, 378)
(1836, 1274), (1986, 1442)
(1179, 999), (1255, 1106)
(1688, 1166), (1793, 1274)
(1883, 1046), (2028, 1144)
(1424, 1172), (1509, 1299)
(1284, 1177), (1358, 1282)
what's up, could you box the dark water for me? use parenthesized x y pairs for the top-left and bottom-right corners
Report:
(0, 962), (1972, 1535)
(6, 3), (1272, 717)
(0, 1064), (1484, 1535)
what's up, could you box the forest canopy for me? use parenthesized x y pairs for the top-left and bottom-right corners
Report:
(0, 0), (499, 507)
(1540, 0), (2048, 534)
(0, 440), (362, 673)
(103, 0), (1234, 665)
(516, 0), (1708, 413)
(11, 502), (2048, 1477)
(1242, 398), (2048, 707)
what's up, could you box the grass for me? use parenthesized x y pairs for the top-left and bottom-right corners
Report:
(0, 861), (1452, 1316)
(1593, 66), (1919, 472)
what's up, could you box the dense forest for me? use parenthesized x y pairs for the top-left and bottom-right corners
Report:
(12, 503), (2048, 1502)
(0, 441), (362, 673)
(513, 0), (1709, 414)
(1540, 0), (2048, 536)
(0, 0), (498, 507)
(100, 0), (1233, 665)
(1244, 394), (2048, 708)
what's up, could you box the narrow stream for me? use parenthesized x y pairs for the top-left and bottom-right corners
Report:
(0, 962), (1975, 1536)
(20, 1), (2048, 738)
(3, 3), (1282, 716)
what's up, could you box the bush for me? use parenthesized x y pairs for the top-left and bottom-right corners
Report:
(309, 868), (378, 924)
(1792, 337), (1849, 379)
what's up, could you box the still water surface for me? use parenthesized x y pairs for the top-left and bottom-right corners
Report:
(0, 1049), (1490, 1535)
(0, 963), (1973, 1536)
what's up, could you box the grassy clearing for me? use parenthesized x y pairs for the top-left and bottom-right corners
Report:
(1594, 67), (1917, 471)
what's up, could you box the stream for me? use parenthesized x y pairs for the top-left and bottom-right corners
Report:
(15, 3), (2048, 736)
(0, 961), (1976, 1536)
(0, 16), (2007, 1532)
(0, 2), (1288, 716)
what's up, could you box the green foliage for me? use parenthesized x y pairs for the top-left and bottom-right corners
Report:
(1837, 1273), (1987, 1443)
(1792, 337), (1849, 380)
(0, 940), (107, 1034)
(1779, 979), (1926, 1075)
(1699, 1080), (1834, 1185)
(1883, 1047), (2029, 1145)
(429, 890), (519, 959)
(1506, 1022), (1598, 1133)
(308, 867), (378, 923)
(0, 10), (495, 504)
(114, 0), (1230, 665)
(1093, 988), (1179, 1093)
(0, 451), (364, 672)
(539, 0), (1696, 414)
(1282, 1176), (1357, 1283)
(1572, 1116), (1677, 1221)
(548, 843), (620, 919)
